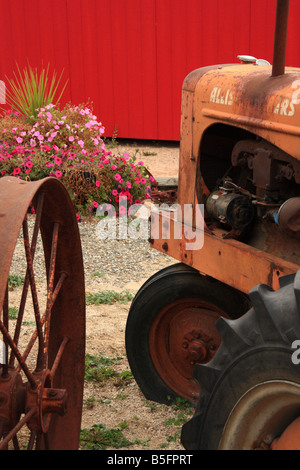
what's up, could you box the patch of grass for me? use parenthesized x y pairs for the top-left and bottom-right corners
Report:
(163, 398), (194, 445)
(164, 413), (186, 426)
(80, 422), (150, 450)
(90, 271), (105, 278)
(80, 423), (133, 450)
(85, 353), (121, 383)
(8, 306), (19, 319)
(85, 353), (134, 387)
(143, 151), (157, 156)
(86, 290), (134, 305)
(8, 274), (24, 290)
(113, 370), (134, 387)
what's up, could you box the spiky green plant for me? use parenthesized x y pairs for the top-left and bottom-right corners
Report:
(4, 62), (68, 120)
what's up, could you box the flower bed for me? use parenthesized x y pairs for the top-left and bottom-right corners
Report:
(0, 104), (154, 220)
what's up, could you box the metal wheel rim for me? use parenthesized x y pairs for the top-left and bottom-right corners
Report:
(148, 298), (227, 402)
(219, 380), (300, 450)
(0, 176), (85, 449)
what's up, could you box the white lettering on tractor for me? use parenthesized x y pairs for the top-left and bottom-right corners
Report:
(210, 87), (234, 105)
(273, 79), (300, 117)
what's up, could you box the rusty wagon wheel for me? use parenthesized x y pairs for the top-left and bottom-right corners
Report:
(0, 176), (85, 450)
(125, 263), (250, 404)
(181, 271), (300, 450)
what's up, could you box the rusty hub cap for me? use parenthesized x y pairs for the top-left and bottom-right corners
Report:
(219, 380), (300, 450)
(149, 299), (227, 401)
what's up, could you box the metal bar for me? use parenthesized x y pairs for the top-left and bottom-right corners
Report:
(272, 0), (290, 77)
(22, 217), (45, 372)
(43, 222), (60, 369)
(51, 336), (69, 378)
(0, 407), (36, 450)
(0, 321), (37, 388)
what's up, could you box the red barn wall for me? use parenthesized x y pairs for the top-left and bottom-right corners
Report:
(1, 0), (300, 141)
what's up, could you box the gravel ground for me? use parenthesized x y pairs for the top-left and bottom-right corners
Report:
(80, 218), (175, 289)
(10, 214), (175, 287)
(4, 142), (194, 451)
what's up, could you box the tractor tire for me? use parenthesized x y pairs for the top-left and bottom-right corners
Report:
(125, 263), (250, 404)
(181, 271), (300, 450)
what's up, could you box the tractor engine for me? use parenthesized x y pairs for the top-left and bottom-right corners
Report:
(205, 138), (300, 240)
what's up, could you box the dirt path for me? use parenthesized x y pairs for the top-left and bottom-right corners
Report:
(79, 140), (196, 451)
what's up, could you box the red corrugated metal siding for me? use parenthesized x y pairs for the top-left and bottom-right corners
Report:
(0, 0), (300, 141)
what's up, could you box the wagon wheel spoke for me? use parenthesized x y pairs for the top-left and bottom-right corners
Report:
(9, 193), (45, 368)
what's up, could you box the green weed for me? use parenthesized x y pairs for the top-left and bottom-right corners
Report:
(86, 290), (134, 305)
(8, 274), (24, 290)
(80, 423), (132, 450)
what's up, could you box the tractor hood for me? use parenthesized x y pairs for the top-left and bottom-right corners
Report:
(185, 64), (300, 161)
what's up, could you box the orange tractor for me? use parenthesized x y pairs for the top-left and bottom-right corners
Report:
(125, 0), (300, 450)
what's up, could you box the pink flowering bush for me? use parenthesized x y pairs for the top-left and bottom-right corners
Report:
(0, 105), (154, 219)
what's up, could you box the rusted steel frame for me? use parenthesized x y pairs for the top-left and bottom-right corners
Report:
(16, 271), (68, 371)
(22, 216), (45, 372)
(150, 212), (299, 293)
(272, 0), (290, 77)
(9, 192), (45, 368)
(0, 407), (36, 450)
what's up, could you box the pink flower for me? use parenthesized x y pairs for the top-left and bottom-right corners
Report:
(26, 161), (33, 168)
(114, 173), (121, 181)
(54, 156), (62, 165)
(112, 189), (118, 196)
(13, 168), (21, 175)
(69, 136), (74, 142)
(134, 200), (141, 205)
(55, 170), (62, 178)
(119, 206), (127, 216)
(111, 165), (117, 170)
(138, 161), (144, 165)
(92, 201), (99, 208)
(95, 180), (100, 187)
(126, 181), (132, 189)
(140, 178), (147, 184)
(16, 137), (23, 144)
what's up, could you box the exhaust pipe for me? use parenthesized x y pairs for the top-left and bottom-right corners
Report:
(272, 0), (290, 77)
